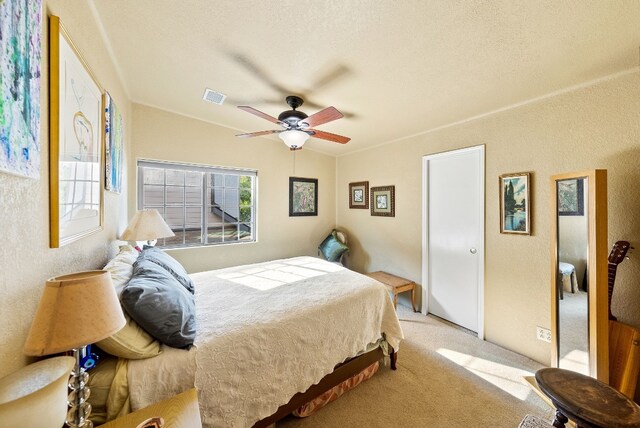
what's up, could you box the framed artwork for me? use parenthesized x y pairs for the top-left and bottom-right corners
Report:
(0, 0), (42, 178)
(289, 177), (318, 216)
(499, 172), (531, 235)
(370, 185), (395, 217)
(557, 178), (584, 216)
(349, 181), (369, 209)
(105, 92), (124, 193)
(49, 16), (104, 248)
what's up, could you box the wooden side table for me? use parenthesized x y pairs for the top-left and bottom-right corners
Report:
(100, 389), (202, 428)
(535, 368), (640, 428)
(366, 271), (417, 312)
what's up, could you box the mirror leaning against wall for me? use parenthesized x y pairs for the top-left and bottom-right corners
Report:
(550, 169), (608, 383)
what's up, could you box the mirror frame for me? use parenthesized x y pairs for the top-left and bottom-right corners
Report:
(550, 169), (608, 382)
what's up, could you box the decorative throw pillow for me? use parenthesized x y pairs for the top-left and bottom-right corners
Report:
(121, 259), (196, 348)
(138, 247), (195, 294)
(97, 246), (162, 359)
(319, 230), (349, 262)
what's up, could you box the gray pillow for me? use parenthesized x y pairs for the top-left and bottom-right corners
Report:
(139, 247), (195, 294)
(121, 259), (196, 348)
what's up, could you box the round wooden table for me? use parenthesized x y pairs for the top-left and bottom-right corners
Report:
(535, 368), (640, 428)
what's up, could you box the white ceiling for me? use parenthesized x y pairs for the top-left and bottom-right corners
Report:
(91, 0), (640, 156)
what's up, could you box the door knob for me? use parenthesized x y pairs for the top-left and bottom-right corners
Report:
(470, 248), (477, 254)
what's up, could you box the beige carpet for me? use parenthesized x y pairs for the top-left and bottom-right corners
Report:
(558, 290), (589, 375)
(278, 306), (554, 427)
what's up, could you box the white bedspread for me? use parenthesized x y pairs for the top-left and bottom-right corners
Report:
(130, 256), (403, 427)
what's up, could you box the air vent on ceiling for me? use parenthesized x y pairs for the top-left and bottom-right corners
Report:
(202, 88), (226, 105)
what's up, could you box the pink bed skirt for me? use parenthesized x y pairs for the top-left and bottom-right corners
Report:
(293, 361), (380, 417)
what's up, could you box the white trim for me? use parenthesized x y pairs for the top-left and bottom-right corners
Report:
(87, 0), (131, 99)
(422, 145), (485, 340)
(340, 67), (639, 158)
(137, 158), (257, 175)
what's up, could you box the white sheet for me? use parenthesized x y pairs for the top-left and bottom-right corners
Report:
(129, 256), (403, 427)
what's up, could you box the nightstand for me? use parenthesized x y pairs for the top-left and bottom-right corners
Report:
(100, 389), (201, 428)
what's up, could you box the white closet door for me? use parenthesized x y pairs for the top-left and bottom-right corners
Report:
(423, 146), (484, 333)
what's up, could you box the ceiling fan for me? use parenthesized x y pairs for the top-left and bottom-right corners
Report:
(236, 95), (351, 151)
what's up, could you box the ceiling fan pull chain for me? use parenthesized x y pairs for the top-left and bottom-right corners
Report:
(292, 150), (296, 175)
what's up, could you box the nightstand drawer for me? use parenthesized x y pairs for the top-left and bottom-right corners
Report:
(100, 389), (201, 428)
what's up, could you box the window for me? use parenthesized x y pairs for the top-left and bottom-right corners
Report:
(137, 160), (257, 248)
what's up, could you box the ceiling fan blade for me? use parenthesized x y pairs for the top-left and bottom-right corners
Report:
(299, 106), (344, 128)
(309, 129), (350, 144)
(237, 106), (283, 125)
(236, 130), (281, 138)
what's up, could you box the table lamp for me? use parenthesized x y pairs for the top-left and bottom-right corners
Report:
(120, 208), (175, 247)
(23, 270), (126, 428)
(0, 356), (74, 428)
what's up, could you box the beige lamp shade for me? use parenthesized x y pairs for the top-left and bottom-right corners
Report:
(0, 356), (74, 428)
(23, 271), (126, 356)
(120, 209), (175, 241)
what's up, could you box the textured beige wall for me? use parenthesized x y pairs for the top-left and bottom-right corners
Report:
(0, 1), (131, 377)
(129, 104), (336, 273)
(337, 72), (640, 365)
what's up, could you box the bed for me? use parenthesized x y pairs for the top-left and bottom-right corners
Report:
(92, 248), (404, 427)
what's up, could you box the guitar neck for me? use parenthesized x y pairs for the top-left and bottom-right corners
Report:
(607, 240), (631, 321)
(608, 262), (619, 320)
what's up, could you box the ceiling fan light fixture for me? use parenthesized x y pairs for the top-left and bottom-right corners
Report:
(278, 130), (310, 150)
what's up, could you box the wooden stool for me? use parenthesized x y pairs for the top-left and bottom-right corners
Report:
(535, 368), (640, 428)
(366, 271), (417, 312)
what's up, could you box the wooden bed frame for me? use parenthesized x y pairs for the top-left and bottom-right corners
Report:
(254, 346), (397, 427)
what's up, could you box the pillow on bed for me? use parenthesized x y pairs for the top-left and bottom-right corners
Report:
(96, 312), (162, 359)
(103, 245), (139, 296)
(97, 246), (162, 360)
(138, 247), (195, 294)
(121, 259), (196, 348)
(319, 230), (349, 262)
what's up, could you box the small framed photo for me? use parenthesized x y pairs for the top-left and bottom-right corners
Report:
(349, 181), (369, 209)
(370, 185), (395, 217)
(557, 178), (584, 216)
(499, 172), (531, 235)
(289, 177), (318, 216)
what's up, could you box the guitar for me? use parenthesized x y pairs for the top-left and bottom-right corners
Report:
(606, 240), (638, 400)
(607, 240), (632, 320)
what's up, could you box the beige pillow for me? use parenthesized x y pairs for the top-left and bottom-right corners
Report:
(97, 245), (162, 359)
(96, 312), (162, 359)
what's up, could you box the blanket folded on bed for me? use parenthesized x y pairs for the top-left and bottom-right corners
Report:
(191, 256), (403, 427)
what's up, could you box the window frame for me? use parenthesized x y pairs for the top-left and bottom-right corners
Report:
(136, 159), (258, 249)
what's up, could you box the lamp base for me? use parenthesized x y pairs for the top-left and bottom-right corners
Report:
(66, 347), (93, 428)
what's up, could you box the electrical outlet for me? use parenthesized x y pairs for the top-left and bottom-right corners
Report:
(536, 326), (551, 343)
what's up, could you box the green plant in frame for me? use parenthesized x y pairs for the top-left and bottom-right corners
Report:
(289, 177), (318, 216)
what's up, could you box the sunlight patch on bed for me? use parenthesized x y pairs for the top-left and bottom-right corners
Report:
(215, 261), (334, 290)
(298, 261), (344, 272)
(278, 266), (325, 278)
(436, 348), (534, 400)
(228, 274), (285, 290)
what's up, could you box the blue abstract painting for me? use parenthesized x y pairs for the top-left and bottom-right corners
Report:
(0, 0), (42, 178)
(105, 92), (123, 193)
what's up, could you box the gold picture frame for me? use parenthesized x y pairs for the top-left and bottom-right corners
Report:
(370, 185), (395, 217)
(499, 172), (531, 235)
(349, 181), (369, 209)
(49, 16), (104, 247)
